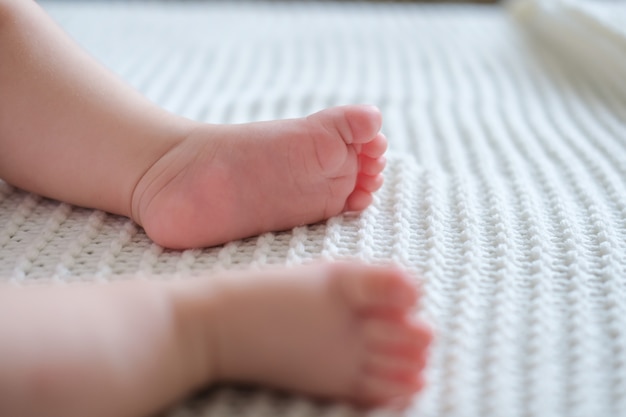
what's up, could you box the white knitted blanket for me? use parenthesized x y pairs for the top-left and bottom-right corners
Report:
(1, 1), (625, 416)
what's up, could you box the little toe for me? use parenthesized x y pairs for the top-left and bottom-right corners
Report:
(345, 189), (373, 212)
(387, 394), (417, 412)
(330, 263), (419, 310)
(356, 173), (384, 193)
(360, 155), (386, 176)
(361, 133), (388, 158)
(353, 374), (425, 405)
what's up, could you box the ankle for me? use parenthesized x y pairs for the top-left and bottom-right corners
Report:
(166, 279), (220, 388)
(129, 121), (198, 227)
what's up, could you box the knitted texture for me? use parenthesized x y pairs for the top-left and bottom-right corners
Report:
(1, 1), (625, 416)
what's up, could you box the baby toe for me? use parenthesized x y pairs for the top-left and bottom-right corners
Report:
(309, 105), (381, 146)
(364, 351), (427, 377)
(363, 319), (428, 351)
(344, 189), (373, 212)
(359, 155), (386, 176)
(330, 263), (418, 310)
(356, 173), (384, 193)
(353, 373), (425, 406)
(344, 105), (383, 144)
(361, 133), (388, 158)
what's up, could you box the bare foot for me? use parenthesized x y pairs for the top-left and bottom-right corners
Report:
(131, 105), (387, 249)
(0, 262), (430, 416)
(177, 262), (432, 406)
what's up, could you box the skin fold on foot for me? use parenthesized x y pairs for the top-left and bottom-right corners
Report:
(131, 105), (388, 249)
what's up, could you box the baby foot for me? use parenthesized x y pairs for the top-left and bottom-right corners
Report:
(131, 105), (387, 249)
(180, 262), (432, 406)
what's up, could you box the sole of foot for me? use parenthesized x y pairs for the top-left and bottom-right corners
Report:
(133, 105), (388, 249)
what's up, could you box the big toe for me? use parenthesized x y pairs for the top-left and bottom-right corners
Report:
(329, 262), (419, 310)
(309, 105), (382, 146)
(345, 105), (383, 143)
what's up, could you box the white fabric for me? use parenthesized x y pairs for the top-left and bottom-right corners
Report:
(1, 1), (625, 416)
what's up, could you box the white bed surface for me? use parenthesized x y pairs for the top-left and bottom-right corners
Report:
(1, 1), (625, 416)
